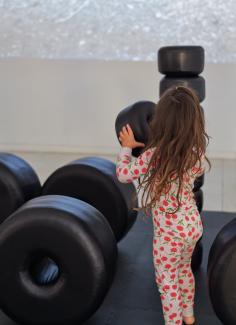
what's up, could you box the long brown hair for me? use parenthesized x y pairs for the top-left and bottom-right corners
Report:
(131, 85), (211, 217)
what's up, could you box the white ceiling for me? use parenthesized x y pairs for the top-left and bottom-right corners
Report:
(0, 0), (235, 63)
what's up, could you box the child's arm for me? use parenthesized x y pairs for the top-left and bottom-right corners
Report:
(116, 146), (155, 183)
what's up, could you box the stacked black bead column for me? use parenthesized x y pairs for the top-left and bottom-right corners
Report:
(158, 46), (206, 271)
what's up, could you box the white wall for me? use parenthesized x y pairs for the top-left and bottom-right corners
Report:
(0, 59), (235, 158)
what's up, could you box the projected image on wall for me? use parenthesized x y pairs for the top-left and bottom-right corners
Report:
(0, 0), (235, 62)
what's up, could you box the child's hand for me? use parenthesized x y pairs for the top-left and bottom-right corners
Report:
(118, 124), (145, 149)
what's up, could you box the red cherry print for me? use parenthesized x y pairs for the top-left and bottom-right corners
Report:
(139, 160), (144, 166)
(185, 216), (190, 221)
(188, 295), (193, 300)
(170, 257), (177, 263)
(180, 232), (186, 238)
(123, 168), (128, 174)
(167, 231), (174, 236)
(171, 247), (177, 252)
(161, 256), (168, 262)
(191, 216), (195, 221)
(142, 167), (147, 173)
(166, 213), (172, 219)
(179, 279), (184, 284)
(163, 200), (169, 206)
(164, 285), (170, 290)
(183, 304), (188, 309)
(166, 220), (173, 226)
(170, 292), (177, 297)
(134, 169), (139, 175)
(153, 249), (158, 255)
(156, 277), (161, 284)
(177, 225), (183, 231)
(155, 258), (161, 264)
(171, 268), (177, 273)
(146, 150), (151, 156)
(164, 306), (169, 311)
(172, 284), (177, 289)
(160, 228), (165, 232)
(164, 236), (171, 241)
(171, 242), (177, 246)
(171, 274), (175, 279)
(188, 231), (192, 236)
(153, 239), (157, 244)
(165, 264), (171, 269)
(189, 278), (194, 283)
(192, 167), (199, 173)
(183, 289), (188, 293)
(154, 210), (158, 215)
(176, 320), (181, 324)
(172, 214), (178, 219)
(192, 227), (195, 232)
(171, 196), (175, 201)
(172, 202), (177, 208)
(160, 206), (165, 212)
(160, 246), (164, 251)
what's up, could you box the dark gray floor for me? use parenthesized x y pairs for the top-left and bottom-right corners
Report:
(0, 210), (235, 325)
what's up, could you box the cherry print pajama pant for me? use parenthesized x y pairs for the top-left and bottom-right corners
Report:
(151, 206), (203, 325)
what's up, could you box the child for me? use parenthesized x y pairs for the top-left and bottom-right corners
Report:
(116, 86), (211, 325)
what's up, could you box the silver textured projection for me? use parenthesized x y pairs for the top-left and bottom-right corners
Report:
(0, 0), (236, 62)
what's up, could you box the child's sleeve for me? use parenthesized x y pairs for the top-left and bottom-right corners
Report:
(192, 153), (206, 177)
(116, 146), (155, 183)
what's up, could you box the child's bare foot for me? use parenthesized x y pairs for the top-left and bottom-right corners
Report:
(183, 315), (195, 324)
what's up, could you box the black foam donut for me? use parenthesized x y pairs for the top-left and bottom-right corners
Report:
(0, 195), (117, 325)
(159, 76), (205, 102)
(194, 189), (203, 213)
(42, 157), (138, 242)
(158, 46), (205, 76)
(0, 153), (41, 223)
(191, 240), (203, 272)
(193, 174), (205, 192)
(207, 218), (236, 325)
(115, 100), (156, 157)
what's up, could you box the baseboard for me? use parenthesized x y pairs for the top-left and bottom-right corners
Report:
(0, 142), (235, 159)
